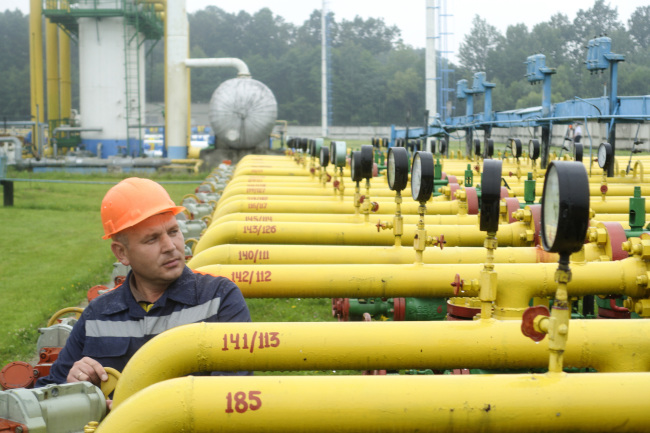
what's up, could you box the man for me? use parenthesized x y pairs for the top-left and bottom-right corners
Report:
(574, 123), (583, 144)
(36, 177), (250, 387)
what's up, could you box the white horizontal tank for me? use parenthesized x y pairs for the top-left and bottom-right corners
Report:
(209, 77), (277, 150)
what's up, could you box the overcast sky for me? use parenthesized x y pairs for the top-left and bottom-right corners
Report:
(2, 0), (646, 62)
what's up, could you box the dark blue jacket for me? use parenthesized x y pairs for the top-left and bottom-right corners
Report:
(36, 267), (251, 386)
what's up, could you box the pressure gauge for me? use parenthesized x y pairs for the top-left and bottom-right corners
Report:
(479, 159), (502, 232)
(411, 151), (434, 202)
(598, 142), (612, 169)
(331, 141), (347, 168)
(439, 139), (447, 154)
(510, 138), (522, 158)
(309, 139), (316, 157)
(319, 146), (330, 168)
(484, 139), (494, 158)
(360, 145), (374, 179)
(541, 161), (590, 254)
(474, 139), (481, 157)
(529, 139), (540, 160)
(387, 146), (409, 192)
(350, 151), (362, 182)
(574, 143), (583, 162)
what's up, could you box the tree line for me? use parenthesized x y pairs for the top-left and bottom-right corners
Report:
(1, 0), (649, 126)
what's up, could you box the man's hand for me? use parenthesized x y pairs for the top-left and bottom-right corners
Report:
(67, 357), (109, 386)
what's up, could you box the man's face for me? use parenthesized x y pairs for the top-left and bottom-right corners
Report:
(111, 213), (185, 289)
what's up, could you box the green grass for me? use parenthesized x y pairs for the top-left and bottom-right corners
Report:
(0, 168), (207, 365)
(0, 167), (341, 369)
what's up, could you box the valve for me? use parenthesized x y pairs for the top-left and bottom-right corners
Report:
(521, 305), (551, 342)
(451, 274), (463, 295)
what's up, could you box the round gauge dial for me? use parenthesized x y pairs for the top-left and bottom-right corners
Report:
(484, 139), (494, 158)
(511, 138), (522, 158)
(387, 147), (409, 192)
(598, 142), (612, 169)
(439, 138), (447, 154)
(320, 146), (330, 168)
(411, 151), (434, 202)
(474, 139), (481, 157)
(529, 139), (540, 160)
(479, 159), (502, 232)
(574, 143), (583, 162)
(333, 141), (347, 168)
(360, 145), (374, 179)
(541, 161), (590, 254)
(350, 151), (362, 182)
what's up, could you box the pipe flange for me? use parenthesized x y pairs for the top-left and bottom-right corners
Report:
(504, 197), (520, 223)
(602, 222), (629, 261)
(393, 298), (406, 321)
(465, 187), (479, 215)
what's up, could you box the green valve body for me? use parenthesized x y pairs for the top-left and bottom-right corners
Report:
(524, 172), (536, 205)
(629, 186), (646, 230)
(346, 297), (447, 321)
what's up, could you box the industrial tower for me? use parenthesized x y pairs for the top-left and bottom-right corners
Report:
(37, 0), (163, 157)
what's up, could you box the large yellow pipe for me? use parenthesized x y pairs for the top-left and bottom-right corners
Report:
(58, 28), (71, 121)
(189, 244), (559, 267)
(209, 211), (480, 227)
(220, 185), (400, 201)
(212, 198), (462, 220)
(45, 19), (59, 125)
(193, 220), (532, 253)
(196, 257), (647, 313)
(509, 183), (650, 198)
(109, 320), (650, 408)
(30, 0), (45, 126)
(100, 373), (650, 433)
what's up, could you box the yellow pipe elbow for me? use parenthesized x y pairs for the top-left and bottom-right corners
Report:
(110, 320), (650, 409)
(100, 373), (650, 433)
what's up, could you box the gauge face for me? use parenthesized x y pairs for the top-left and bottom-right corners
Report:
(410, 151), (434, 201)
(360, 145), (374, 179)
(541, 161), (590, 254)
(411, 155), (422, 199)
(598, 142), (612, 169)
(387, 147), (408, 191)
(350, 151), (362, 182)
(479, 159), (502, 232)
(529, 139), (540, 160)
(320, 146), (330, 168)
(542, 164), (560, 247)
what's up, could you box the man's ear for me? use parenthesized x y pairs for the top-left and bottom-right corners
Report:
(111, 241), (130, 266)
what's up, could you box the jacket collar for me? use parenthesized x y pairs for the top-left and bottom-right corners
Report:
(95, 266), (197, 315)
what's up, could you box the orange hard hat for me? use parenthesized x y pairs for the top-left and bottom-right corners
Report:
(101, 177), (185, 239)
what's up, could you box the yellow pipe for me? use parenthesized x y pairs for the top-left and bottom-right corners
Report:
(219, 185), (400, 201)
(46, 19), (59, 125)
(30, 0), (45, 126)
(195, 257), (648, 312)
(209, 211), (480, 227)
(59, 28), (71, 121)
(189, 244), (559, 267)
(193, 220), (532, 253)
(509, 183), (650, 198)
(109, 320), (650, 408)
(212, 197), (462, 220)
(100, 373), (650, 433)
